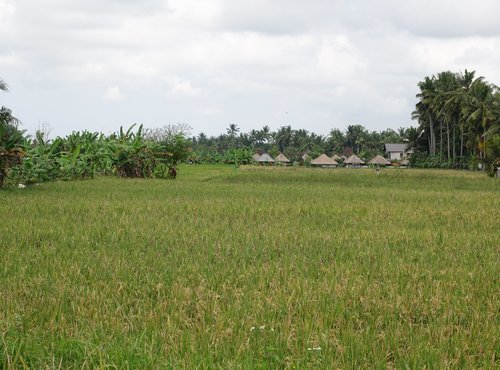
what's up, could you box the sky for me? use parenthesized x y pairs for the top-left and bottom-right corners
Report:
(1, 0), (500, 138)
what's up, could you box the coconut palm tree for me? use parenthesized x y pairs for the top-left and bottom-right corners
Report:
(274, 125), (293, 152)
(345, 124), (366, 154)
(466, 79), (499, 161)
(0, 107), (24, 187)
(0, 78), (8, 92)
(326, 128), (345, 155)
(260, 125), (271, 144)
(433, 71), (460, 158)
(226, 124), (240, 138)
(444, 70), (477, 158)
(414, 76), (437, 155)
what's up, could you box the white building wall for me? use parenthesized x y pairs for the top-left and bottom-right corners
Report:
(389, 152), (402, 160)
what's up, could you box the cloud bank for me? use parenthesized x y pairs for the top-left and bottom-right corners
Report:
(1, 0), (499, 137)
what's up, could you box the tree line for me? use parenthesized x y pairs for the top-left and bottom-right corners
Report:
(190, 124), (411, 164)
(1, 69), (499, 187)
(412, 70), (499, 172)
(190, 69), (499, 173)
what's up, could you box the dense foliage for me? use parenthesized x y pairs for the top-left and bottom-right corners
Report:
(7, 124), (191, 186)
(1, 79), (25, 187)
(412, 70), (500, 174)
(2, 70), (499, 187)
(188, 70), (499, 174)
(190, 124), (406, 164)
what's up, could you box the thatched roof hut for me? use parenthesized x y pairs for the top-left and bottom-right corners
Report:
(344, 154), (364, 167)
(252, 153), (261, 161)
(275, 153), (290, 164)
(331, 154), (342, 161)
(311, 154), (339, 167)
(369, 155), (391, 166)
(256, 153), (275, 163)
(301, 153), (311, 162)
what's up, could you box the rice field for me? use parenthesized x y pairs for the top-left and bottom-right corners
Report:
(1, 166), (499, 368)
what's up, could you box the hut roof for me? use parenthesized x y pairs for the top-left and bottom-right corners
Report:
(252, 153), (261, 161)
(344, 154), (364, 164)
(400, 159), (410, 166)
(301, 153), (311, 161)
(385, 143), (408, 153)
(369, 155), (391, 165)
(331, 154), (342, 161)
(275, 153), (290, 163)
(311, 154), (339, 166)
(256, 153), (275, 162)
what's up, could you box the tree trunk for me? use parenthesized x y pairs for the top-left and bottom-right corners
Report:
(440, 119), (443, 155)
(460, 126), (464, 157)
(482, 128), (486, 166)
(447, 123), (451, 159)
(452, 124), (456, 160)
(429, 116), (436, 155)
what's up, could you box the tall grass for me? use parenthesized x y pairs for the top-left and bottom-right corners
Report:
(1, 166), (498, 368)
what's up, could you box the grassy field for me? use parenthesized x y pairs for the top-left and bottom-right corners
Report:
(1, 166), (499, 368)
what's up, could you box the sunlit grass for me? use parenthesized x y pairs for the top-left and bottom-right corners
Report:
(1, 166), (499, 368)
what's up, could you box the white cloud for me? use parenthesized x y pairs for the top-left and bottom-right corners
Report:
(168, 79), (201, 97)
(0, 1), (15, 20)
(103, 86), (124, 101)
(1, 0), (500, 137)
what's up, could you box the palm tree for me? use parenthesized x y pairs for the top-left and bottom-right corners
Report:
(0, 107), (24, 187)
(466, 79), (499, 161)
(345, 125), (366, 154)
(260, 125), (271, 144)
(414, 76), (437, 155)
(0, 78), (8, 93)
(226, 124), (240, 138)
(226, 124), (240, 148)
(1, 80), (24, 186)
(443, 70), (478, 158)
(238, 133), (253, 147)
(326, 128), (345, 155)
(274, 125), (293, 152)
(292, 129), (311, 153)
(433, 71), (460, 158)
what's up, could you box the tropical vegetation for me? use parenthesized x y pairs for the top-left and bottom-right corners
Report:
(412, 70), (500, 174)
(189, 124), (406, 165)
(1, 69), (499, 189)
(188, 70), (499, 174)
(0, 78), (25, 187)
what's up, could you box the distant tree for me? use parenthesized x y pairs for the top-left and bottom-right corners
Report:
(326, 129), (345, 155)
(0, 107), (25, 187)
(414, 70), (500, 168)
(145, 124), (192, 178)
(345, 125), (366, 153)
(274, 125), (293, 152)
(237, 133), (253, 147)
(0, 78), (8, 92)
(226, 124), (240, 138)
(0, 79), (25, 187)
(260, 125), (271, 144)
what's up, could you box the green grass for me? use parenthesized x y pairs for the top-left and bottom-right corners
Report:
(1, 166), (499, 368)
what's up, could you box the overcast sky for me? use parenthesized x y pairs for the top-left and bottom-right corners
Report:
(1, 0), (500, 137)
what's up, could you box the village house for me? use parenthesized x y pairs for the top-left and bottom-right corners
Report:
(384, 143), (412, 160)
